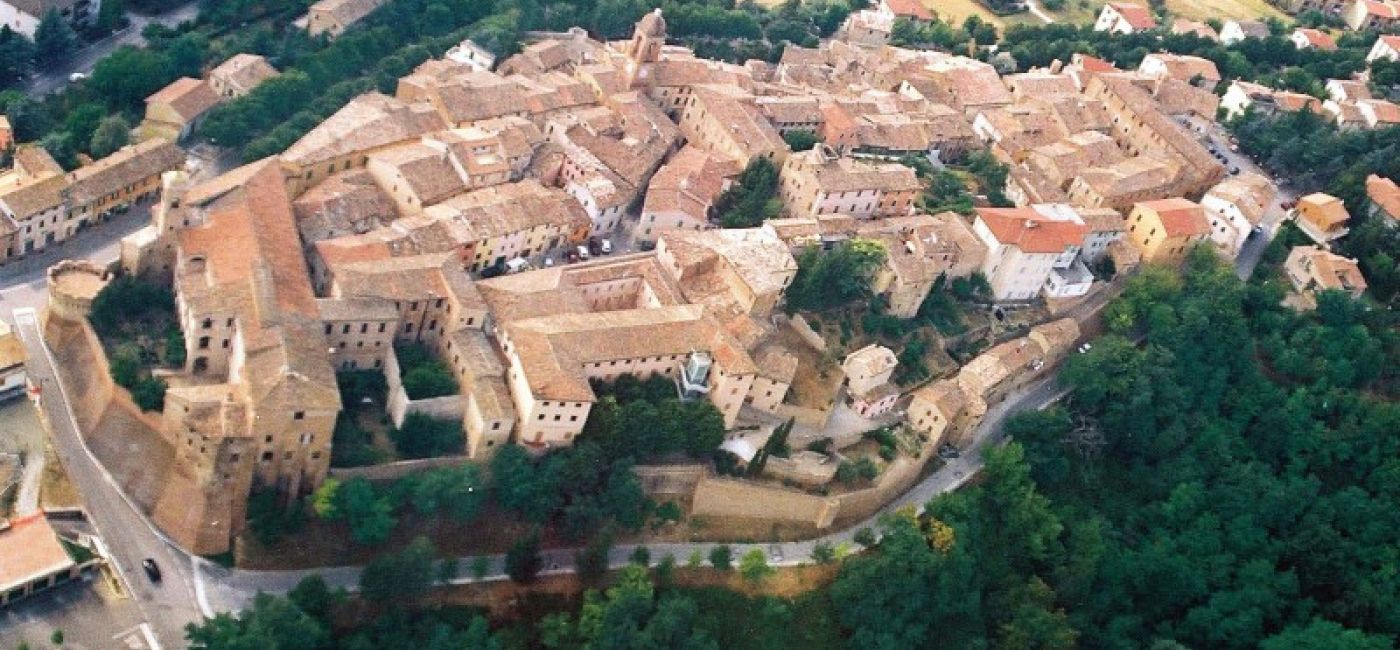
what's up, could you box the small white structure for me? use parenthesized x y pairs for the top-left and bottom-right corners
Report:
(1366, 35), (1400, 62)
(1218, 19), (1269, 45)
(1094, 2), (1157, 34)
(842, 345), (899, 418)
(445, 38), (496, 72)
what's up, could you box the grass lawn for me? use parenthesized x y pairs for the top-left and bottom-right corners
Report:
(923, 0), (1009, 27)
(1166, 0), (1286, 21)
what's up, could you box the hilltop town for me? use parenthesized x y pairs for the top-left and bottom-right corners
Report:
(0, 0), (1397, 648)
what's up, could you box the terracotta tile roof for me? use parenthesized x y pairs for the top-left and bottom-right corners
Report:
(308, 0), (387, 25)
(1366, 174), (1400, 220)
(146, 77), (224, 123)
(66, 139), (184, 207)
(1297, 192), (1350, 230)
(883, 0), (934, 20)
(423, 179), (590, 241)
(1360, 98), (1400, 124)
(975, 206), (1089, 254)
(282, 93), (446, 167)
(504, 304), (755, 402)
(1074, 54), (1117, 73)
(1294, 28), (1337, 50)
(1108, 2), (1157, 29)
(0, 174), (66, 219)
(1361, 0), (1400, 18)
(13, 145), (62, 178)
(1205, 172), (1275, 225)
(1287, 245), (1367, 294)
(293, 169), (399, 243)
(1137, 197), (1210, 237)
(1141, 53), (1220, 82)
(1170, 18), (1218, 40)
(643, 145), (740, 222)
(0, 514), (74, 591)
(208, 53), (279, 95)
(1273, 91), (1323, 114)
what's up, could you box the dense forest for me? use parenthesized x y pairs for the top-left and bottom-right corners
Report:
(189, 246), (1400, 648)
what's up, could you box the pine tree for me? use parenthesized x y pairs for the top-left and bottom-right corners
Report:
(34, 8), (77, 69)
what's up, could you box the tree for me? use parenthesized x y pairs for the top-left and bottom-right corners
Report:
(89, 114), (131, 158)
(186, 592), (330, 650)
(390, 414), (464, 459)
(470, 555), (490, 580)
(1260, 620), (1394, 650)
(739, 548), (774, 583)
(708, 545), (733, 571)
(39, 131), (77, 169)
(0, 27), (35, 83)
(310, 479), (340, 519)
(506, 529), (542, 583)
(784, 239), (887, 312)
(782, 129), (820, 152)
(575, 532), (613, 586)
(715, 157), (782, 228)
(630, 545), (651, 567)
(34, 8), (77, 68)
(359, 536), (437, 604)
(88, 46), (175, 110)
(334, 478), (395, 546)
(812, 542), (835, 565)
(287, 575), (338, 622)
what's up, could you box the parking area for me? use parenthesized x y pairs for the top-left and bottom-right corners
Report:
(0, 575), (150, 650)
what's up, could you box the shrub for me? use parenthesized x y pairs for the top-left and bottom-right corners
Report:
(709, 545), (733, 571)
(390, 414), (464, 459)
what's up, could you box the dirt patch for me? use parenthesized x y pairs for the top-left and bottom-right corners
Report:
(773, 323), (841, 411)
(39, 445), (82, 509)
(417, 563), (838, 621)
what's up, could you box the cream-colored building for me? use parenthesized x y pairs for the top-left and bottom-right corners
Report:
(208, 53), (279, 99)
(1283, 245), (1367, 309)
(778, 145), (920, 220)
(1292, 192), (1351, 246)
(972, 205), (1090, 301)
(1124, 198), (1211, 265)
(677, 85), (787, 167)
(305, 0), (387, 39)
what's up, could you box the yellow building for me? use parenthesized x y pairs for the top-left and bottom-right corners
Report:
(1293, 192), (1351, 247)
(1125, 198), (1211, 265)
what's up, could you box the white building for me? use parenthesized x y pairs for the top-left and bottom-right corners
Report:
(0, 0), (100, 39)
(1201, 173), (1276, 258)
(1218, 19), (1269, 45)
(1366, 35), (1400, 62)
(445, 38), (496, 72)
(972, 205), (1091, 301)
(1093, 2), (1157, 34)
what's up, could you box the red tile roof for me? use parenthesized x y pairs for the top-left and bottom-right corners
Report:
(1138, 198), (1209, 237)
(1109, 2), (1157, 30)
(883, 0), (934, 21)
(976, 207), (1088, 254)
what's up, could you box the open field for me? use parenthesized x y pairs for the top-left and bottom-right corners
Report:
(1166, 0), (1286, 21)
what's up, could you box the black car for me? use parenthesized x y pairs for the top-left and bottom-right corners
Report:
(142, 558), (162, 582)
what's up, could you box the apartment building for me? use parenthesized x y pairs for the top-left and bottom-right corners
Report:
(1201, 172), (1276, 257)
(1124, 197), (1211, 265)
(280, 93), (447, 195)
(165, 161), (341, 553)
(972, 205), (1090, 301)
(639, 145), (740, 236)
(778, 145), (919, 220)
(677, 85), (788, 167)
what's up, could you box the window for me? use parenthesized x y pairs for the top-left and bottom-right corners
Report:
(537, 414), (545, 420)
(265, 435), (273, 443)
(342, 324), (350, 334)
(378, 323), (387, 333)
(294, 411), (305, 420)
(261, 451), (273, 461)
(198, 336), (210, 349)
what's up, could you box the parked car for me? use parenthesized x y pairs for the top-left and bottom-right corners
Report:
(586, 238), (602, 256)
(68, 72), (87, 83)
(505, 257), (531, 274)
(600, 238), (613, 254)
(1230, 167), (1240, 175)
(544, 257), (556, 267)
(769, 545), (784, 563)
(577, 245), (591, 260)
(142, 558), (162, 582)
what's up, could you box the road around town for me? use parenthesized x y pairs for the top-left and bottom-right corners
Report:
(0, 119), (1292, 645)
(23, 3), (200, 98)
(13, 309), (202, 649)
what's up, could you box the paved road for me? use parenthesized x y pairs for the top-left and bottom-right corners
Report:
(13, 308), (203, 649)
(23, 3), (200, 98)
(0, 204), (152, 328)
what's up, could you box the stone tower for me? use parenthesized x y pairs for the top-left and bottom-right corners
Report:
(624, 8), (666, 88)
